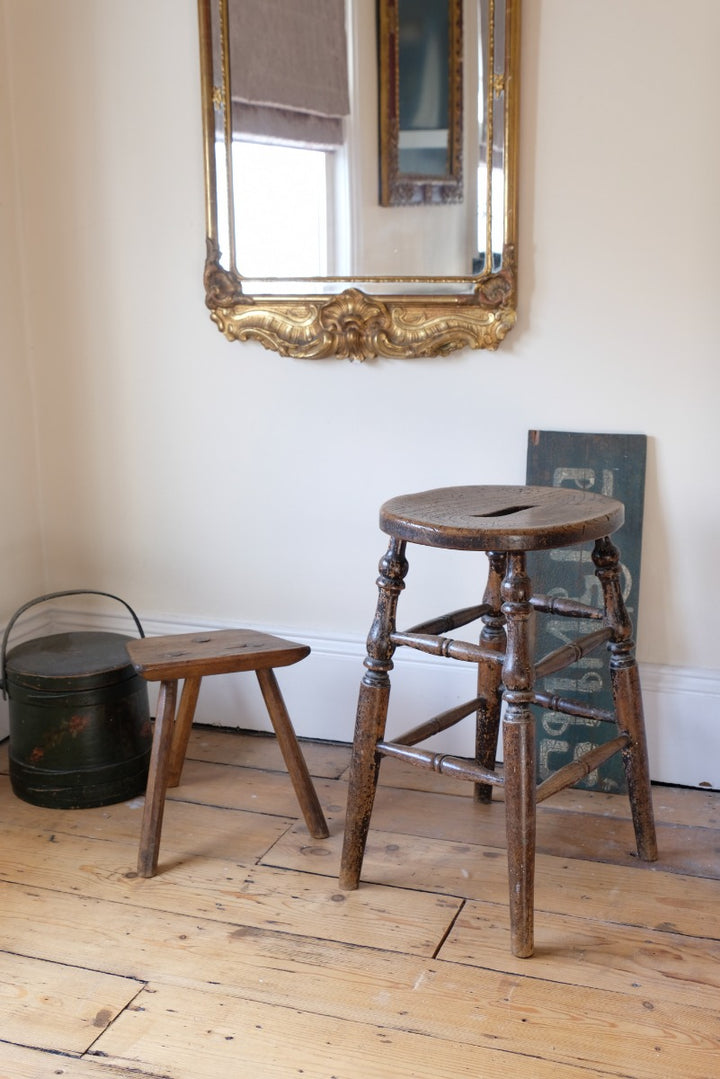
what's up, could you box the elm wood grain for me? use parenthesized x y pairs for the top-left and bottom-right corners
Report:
(126, 629), (328, 877)
(379, 484), (626, 551)
(339, 486), (656, 957)
(126, 627), (310, 680)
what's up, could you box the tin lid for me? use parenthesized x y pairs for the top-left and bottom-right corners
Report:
(5, 632), (137, 692)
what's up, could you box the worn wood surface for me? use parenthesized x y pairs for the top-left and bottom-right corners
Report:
(1, 728), (719, 1078)
(126, 628), (310, 680)
(378, 484), (625, 551)
(526, 430), (647, 793)
(130, 629), (327, 877)
(341, 486), (655, 957)
(0, 951), (141, 1055)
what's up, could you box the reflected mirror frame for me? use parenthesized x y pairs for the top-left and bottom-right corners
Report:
(198, 0), (520, 361)
(378, 0), (464, 208)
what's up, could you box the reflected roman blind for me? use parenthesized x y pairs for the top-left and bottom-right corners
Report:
(228, 0), (350, 147)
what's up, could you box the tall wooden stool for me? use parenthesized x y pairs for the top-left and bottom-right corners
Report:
(126, 628), (329, 877)
(339, 486), (657, 957)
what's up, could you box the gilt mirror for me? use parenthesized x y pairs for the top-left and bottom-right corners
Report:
(198, 0), (520, 360)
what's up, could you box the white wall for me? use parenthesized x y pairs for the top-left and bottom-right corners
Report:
(0, 4), (45, 735)
(1, 1), (718, 785)
(350, 0), (477, 277)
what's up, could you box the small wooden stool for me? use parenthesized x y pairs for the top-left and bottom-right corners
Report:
(125, 628), (329, 877)
(339, 486), (657, 958)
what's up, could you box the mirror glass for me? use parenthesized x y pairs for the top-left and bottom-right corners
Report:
(198, 0), (520, 359)
(379, 0), (464, 208)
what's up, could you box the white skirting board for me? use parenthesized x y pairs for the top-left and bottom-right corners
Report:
(0, 606), (717, 791)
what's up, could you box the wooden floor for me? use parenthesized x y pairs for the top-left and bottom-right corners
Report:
(1, 728), (720, 1078)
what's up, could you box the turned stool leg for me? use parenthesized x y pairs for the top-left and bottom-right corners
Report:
(138, 679), (178, 878)
(593, 537), (658, 862)
(256, 667), (329, 839)
(475, 552), (507, 804)
(501, 552), (537, 958)
(340, 539), (408, 890)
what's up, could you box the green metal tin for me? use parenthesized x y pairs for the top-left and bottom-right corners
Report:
(1, 592), (152, 809)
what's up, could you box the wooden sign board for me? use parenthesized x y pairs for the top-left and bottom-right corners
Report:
(526, 431), (647, 793)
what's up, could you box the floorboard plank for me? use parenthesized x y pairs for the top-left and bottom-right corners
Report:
(89, 980), (620, 1079)
(1, 728), (719, 1079)
(0, 832), (459, 957)
(0, 950), (143, 1055)
(4, 732), (720, 832)
(91, 967), (720, 1079)
(0, 780), (296, 865)
(376, 756), (720, 826)
(351, 781), (720, 877)
(4, 739), (718, 877)
(160, 758), (720, 879)
(265, 824), (720, 941)
(438, 900), (720, 1010)
(181, 727), (352, 778)
(0, 1043), (169, 1079)
(4, 874), (718, 1051)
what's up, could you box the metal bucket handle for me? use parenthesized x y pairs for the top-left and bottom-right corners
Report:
(1, 590), (145, 700)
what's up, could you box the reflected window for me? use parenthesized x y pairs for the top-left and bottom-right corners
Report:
(217, 140), (346, 278)
(219, 0), (350, 278)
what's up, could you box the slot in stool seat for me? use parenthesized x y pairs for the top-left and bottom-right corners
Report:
(339, 485), (657, 958)
(126, 628), (328, 877)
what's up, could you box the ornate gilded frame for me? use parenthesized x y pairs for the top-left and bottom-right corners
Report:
(198, 0), (521, 361)
(379, 0), (464, 207)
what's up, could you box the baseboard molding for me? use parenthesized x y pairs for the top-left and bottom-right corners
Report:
(1, 604), (717, 790)
(640, 663), (720, 790)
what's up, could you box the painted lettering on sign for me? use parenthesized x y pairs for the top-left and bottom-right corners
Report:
(527, 431), (647, 792)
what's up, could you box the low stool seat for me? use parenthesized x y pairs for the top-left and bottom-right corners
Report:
(340, 485), (657, 958)
(126, 628), (328, 877)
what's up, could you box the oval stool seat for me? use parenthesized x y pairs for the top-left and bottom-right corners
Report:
(380, 485), (625, 551)
(340, 484), (657, 958)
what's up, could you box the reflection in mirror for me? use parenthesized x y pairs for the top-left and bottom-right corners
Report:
(379, 0), (463, 207)
(216, 0), (350, 279)
(199, 0), (520, 359)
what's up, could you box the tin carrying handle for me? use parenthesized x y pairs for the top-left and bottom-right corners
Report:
(1, 590), (145, 700)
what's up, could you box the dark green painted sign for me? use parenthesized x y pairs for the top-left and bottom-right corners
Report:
(526, 431), (647, 793)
